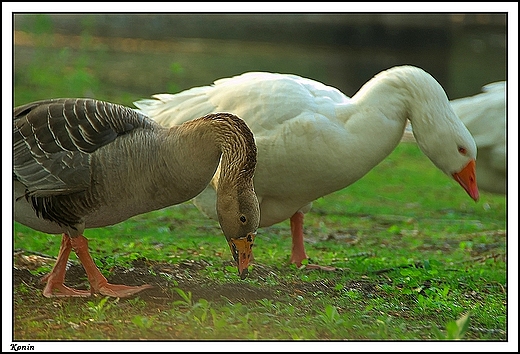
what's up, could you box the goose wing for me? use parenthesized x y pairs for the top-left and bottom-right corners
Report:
(134, 72), (350, 132)
(14, 98), (157, 197)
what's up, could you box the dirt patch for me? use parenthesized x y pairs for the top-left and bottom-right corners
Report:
(14, 251), (370, 306)
(13, 249), (380, 306)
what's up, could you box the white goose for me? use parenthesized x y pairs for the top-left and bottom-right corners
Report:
(14, 98), (259, 297)
(134, 65), (479, 269)
(450, 82), (506, 194)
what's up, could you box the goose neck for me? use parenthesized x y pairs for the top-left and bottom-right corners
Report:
(351, 66), (452, 130)
(170, 113), (257, 193)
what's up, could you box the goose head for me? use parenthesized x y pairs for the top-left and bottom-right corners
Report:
(204, 112), (261, 279)
(399, 67), (480, 201)
(217, 186), (260, 279)
(415, 114), (479, 201)
(352, 66), (479, 201)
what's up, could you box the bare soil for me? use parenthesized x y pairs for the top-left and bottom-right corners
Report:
(13, 250), (377, 305)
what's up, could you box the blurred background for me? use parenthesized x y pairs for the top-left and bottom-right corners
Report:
(13, 13), (508, 107)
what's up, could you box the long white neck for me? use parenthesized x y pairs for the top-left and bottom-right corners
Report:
(346, 66), (472, 173)
(352, 66), (452, 131)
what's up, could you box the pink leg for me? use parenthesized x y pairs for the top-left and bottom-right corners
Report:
(41, 234), (91, 297)
(290, 211), (308, 266)
(289, 212), (336, 271)
(70, 235), (153, 298)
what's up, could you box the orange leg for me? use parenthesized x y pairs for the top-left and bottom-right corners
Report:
(41, 234), (91, 297)
(70, 235), (153, 298)
(289, 211), (336, 271)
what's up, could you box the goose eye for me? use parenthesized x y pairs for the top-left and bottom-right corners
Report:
(240, 215), (247, 223)
(458, 146), (467, 155)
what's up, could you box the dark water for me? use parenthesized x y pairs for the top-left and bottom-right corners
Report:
(14, 14), (507, 103)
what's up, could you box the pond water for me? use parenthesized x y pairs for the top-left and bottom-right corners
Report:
(13, 13), (507, 105)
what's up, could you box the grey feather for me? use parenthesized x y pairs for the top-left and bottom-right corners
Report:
(14, 98), (158, 197)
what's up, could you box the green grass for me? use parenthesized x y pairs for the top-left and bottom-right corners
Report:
(13, 143), (508, 341)
(11, 18), (509, 343)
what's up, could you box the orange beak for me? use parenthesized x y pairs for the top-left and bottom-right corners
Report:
(228, 233), (255, 280)
(452, 159), (479, 202)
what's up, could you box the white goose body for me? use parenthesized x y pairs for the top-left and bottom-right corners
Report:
(14, 98), (259, 296)
(135, 65), (479, 267)
(450, 82), (506, 194)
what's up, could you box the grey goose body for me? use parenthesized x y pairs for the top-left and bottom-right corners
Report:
(14, 98), (259, 297)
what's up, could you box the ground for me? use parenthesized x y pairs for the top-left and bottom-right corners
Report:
(13, 250), (375, 304)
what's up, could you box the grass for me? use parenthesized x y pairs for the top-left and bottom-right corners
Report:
(10, 17), (510, 345)
(13, 143), (508, 341)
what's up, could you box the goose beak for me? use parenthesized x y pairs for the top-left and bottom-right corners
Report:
(228, 233), (255, 280)
(452, 159), (479, 202)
